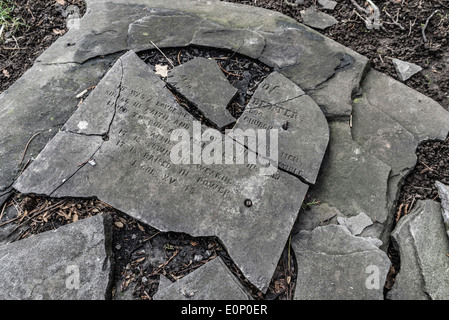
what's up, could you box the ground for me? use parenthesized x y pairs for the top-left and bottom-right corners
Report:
(1, 0), (448, 300)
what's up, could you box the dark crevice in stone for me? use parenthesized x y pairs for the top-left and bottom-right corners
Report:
(137, 45), (272, 120)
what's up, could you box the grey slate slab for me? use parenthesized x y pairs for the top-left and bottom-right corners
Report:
(388, 200), (449, 300)
(154, 257), (252, 300)
(392, 58), (422, 81)
(232, 72), (329, 184)
(337, 212), (373, 236)
(362, 70), (449, 142)
(0, 214), (113, 300)
(167, 57), (238, 128)
(435, 181), (449, 239)
(300, 6), (338, 30)
(292, 224), (390, 300)
(14, 51), (308, 293)
(309, 121), (391, 234)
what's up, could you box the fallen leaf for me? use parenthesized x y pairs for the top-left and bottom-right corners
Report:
(137, 223), (145, 232)
(72, 213), (79, 223)
(114, 221), (124, 228)
(54, 0), (66, 5)
(2, 69), (10, 78)
(155, 64), (169, 78)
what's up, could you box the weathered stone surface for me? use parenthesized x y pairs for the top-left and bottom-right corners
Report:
(0, 57), (115, 207)
(309, 121), (391, 241)
(14, 51), (308, 293)
(392, 58), (422, 81)
(154, 257), (252, 300)
(233, 72), (329, 184)
(435, 181), (449, 240)
(337, 212), (373, 236)
(128, 13), (218, 53)
(191, 28), (266, 59)
(318, 0), (337, 10)
(167, 57), (237, 128)
(388, 200), (449, 300)
(0, 214), (113, 300)
(293, 203), (340, 233)
(362, 70), (449, 142)
(300, 6), (338, 30)
(292, 224), (390, 300)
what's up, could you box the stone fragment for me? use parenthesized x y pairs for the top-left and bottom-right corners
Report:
(167, 57), (238, 128)
(435, 181), (449, 239)
(233, 72), (329, 184)
(392, 58), (422, 81)
(388, 200), (449, 300)
(300, 6), (338, 30)
(309, 121), (391, 241)
(293, 203), (340, 233)
(0, 57), (115, 207)
(128, 13), (218, 52)
(0, 214), (113, 300)
(362, 70), (449, 142)
(318, 0), (338, 10)
(191, 28), (266, 59)
(292, 224), (390, 300)
(14, 51), (308, 293)
(337, 212), (373, 236)
(154, 257), (252, 300)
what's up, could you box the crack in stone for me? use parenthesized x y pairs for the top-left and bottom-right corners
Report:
(49, 58), (125, 196)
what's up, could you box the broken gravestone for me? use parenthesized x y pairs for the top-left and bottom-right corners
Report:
(167, 57), (238, 128)
(392, 58), (422, 82)
(435, 181), (449, 239)
(388, 200), (449, 300)
(233, 72), (329, 184)
(154, 257), (252, 300)
(0, 214), (113, 299)
(300, 6), (338, 30)
(13, 51), (329, 293)
(292, 224), (390, 300)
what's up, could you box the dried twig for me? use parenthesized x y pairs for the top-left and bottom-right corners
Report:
(350, 0), (382, 29)
(19, 132), (42, 166)
(384, 9), (405, 30)
(422, 10), (439, 43)
(149, 40), (174, 68)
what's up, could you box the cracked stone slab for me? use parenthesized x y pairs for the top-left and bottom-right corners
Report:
(392, 58), (422, 81)
(435, 181), (449, 239)
(232, 72), (329, 184)
(0, 56), (116, 207)
(387, 200), (449, 300)
(14, 51), (308, 293)
(0, 214), (113, 300)
(362, 70), (449, 142)
(191, 28), (266, 60)
(300, 6), (338, 30)
(258, 27), (369, 119)
(167, 57), (238, 128)
(292, 224), (390, 300)
(154, 257), (252, 300)
(128, 13), (219, 53)
(337, 212), (373, 236)
(318, 0), (338, 10)
(309, 121), (391, 242)
(292, 203), (340, 233)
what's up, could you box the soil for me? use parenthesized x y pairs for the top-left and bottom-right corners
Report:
(1, 0), (449, 300)
(0, 0), (86, 93)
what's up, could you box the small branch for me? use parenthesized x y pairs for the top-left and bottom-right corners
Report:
(422, 10), (439, 43)
(149, 40), (174, 68)
(19, 132), (42, 166)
